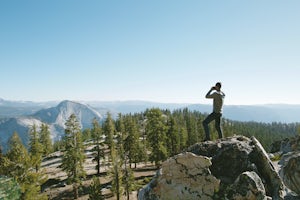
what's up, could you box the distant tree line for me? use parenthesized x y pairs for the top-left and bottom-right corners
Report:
(0, 108), (299, 199)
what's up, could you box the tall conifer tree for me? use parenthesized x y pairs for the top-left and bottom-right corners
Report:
(91, 118), (104, 176)
(39, 123), (53, 156)
(61, 114), (86, 199)
(110, 142), (123, 200)
(4, 132), (47, 200)
(124, 115), (140, 168)
(103, 112), (115, 152)
(115, 113), (126, 160)
(5, 132), (30, 179)
(145, 108), (168, 167)
(123, 154), (135, 200)
(166, 116), (180, 156)
(29, 124), (43, 172)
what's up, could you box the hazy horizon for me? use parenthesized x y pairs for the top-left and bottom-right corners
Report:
(1, 1), (299, 105)
(2, 97), (300, 107)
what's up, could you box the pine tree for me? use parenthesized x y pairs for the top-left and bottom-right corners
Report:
(4, 132), (47, 200)
(166, 116), (180, 156)
(61, 114), (86, 199)
(115, 113), (126, 161)
(91, 118), (104, 176)
(39, 123), (53, 156)
(123, 115), (140, 168)
(123, 155), (135, 200)
(139, 115), (149, 164)
(196, 114), (206, 141)
(5, 132), (30, 180)
(184, 109), (199, 146)
(82, 128), (92, 142)
(21, 170), (48, 200)
(29, 125), (43, 172)
(103, 112), (116, 152)
(88, 176), (104, 200)
(179, 126), (188, 150)
(115, 113), (125, 135)
(110, 142), (123, 200)
(145, 108), (168, 167)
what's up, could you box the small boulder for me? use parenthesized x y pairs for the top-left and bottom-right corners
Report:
(226, 171), (267, 200)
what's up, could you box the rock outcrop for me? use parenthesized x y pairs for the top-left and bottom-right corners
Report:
(138, 135), (285, 200)
(138, 152), (220, 200)
(279, 152), (300, 196)
(269, 135), (300, 197)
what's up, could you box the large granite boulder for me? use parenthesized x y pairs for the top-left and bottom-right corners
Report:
(138, 152), (220, 200)
(279, 152), (300, 195)
(188, 136), (284, 199)
(138, 136), (285, 200)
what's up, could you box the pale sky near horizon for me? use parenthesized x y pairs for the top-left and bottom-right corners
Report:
(0, 1), (299, 105)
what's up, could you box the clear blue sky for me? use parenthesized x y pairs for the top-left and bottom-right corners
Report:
(0, 1), (299, 105)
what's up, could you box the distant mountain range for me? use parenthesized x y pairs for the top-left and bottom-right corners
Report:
(0, 98), (58, 118)
(1, 98), (300, 123)
(0, 98), (299, 151)
(0, 100), (102, 152)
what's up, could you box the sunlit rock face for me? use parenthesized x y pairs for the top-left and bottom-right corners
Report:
(138, 136), (285, 200)
(280, 152), (300, 196)
(138, 152), (220, 200)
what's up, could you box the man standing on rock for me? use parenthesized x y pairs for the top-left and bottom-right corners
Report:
(202, 82), (225, 141)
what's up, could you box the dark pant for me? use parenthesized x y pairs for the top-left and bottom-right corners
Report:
(202, 112), (223, 140)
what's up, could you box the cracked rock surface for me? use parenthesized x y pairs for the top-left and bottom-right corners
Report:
(138, 135), (285, 200)
(138, 152), (220, 200)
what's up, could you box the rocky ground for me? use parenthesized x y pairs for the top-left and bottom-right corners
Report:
(41, 144), (156, 200)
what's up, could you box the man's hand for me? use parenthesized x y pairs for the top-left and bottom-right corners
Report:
(211, 86), (216, 90)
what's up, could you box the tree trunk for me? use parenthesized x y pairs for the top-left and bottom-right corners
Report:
(116, 168), (120, 200)
(74, 183), (78, 199)
(97, 150), (100, 175)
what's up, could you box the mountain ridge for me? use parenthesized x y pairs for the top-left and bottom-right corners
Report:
(0, 100), (102, 152)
